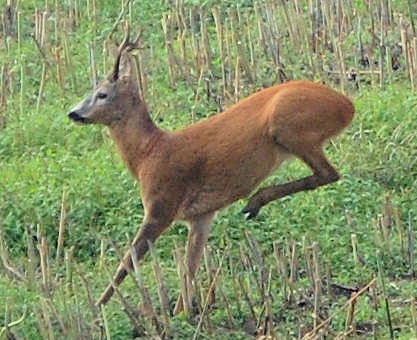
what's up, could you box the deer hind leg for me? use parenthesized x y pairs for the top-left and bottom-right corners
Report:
(96, 203), (175, 306)
(242, 143), (340, 219)
(173, 212), (215, 315)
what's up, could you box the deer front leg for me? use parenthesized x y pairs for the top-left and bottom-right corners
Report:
(96, 203), (175, 306)
(242, 148), (340, 219)
(173, 212), (215, 315)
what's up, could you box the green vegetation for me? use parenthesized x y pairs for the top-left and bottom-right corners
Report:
(0, 0), (416, 338)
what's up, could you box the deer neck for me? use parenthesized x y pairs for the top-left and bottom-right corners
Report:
(108, 104), (163, 178)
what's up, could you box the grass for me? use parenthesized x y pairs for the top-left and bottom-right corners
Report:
(1, 0), (417, 338)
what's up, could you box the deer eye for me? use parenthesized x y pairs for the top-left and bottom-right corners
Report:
(97, 92), (108, 99)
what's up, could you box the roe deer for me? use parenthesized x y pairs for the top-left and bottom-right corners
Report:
(68, 27), (355, 310)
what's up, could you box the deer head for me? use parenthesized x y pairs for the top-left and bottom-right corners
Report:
(68, 24), (142, 126)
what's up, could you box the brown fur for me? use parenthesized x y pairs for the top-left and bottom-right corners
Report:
(69, 51), (354, 309)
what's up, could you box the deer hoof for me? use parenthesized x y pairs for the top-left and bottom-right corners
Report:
(241, 203), (261, 220)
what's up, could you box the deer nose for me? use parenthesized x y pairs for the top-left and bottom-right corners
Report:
(68, 111), (82, 121)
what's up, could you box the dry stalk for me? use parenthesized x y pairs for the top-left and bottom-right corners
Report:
(245, 231), (267, 299)
(34, 9), (41, 44)
(400, 26), (410, 81)
(75, 264), (99, 321)
(289, 240), (298, 285)
(299, 5), (316, 77)
(102, 261), (142, 332)
(239, 241), (263, 300)
(344, 291), (357, 336)
(382, 196), (393, 233)
(203, 246), (213, 284)
(234, 56), (240, 102)
(379, 6), (385, 88)
(62, 32), (75, 89)
(245, 13), (256, 79)
(216, 279), (235, 328)
(0, 63), (8, 119)
(0, 227), (24, 281)
(336, 41), (346, 92)
(411, 37), (417, 87)
(212, 7), (226, 96)
(106, 0), (134, 41)
(373, 218), (383, 249)
(408, 215), (415, 277)
(407, 0), (416, 37)
(231, 275), (242, 314)
(199, 8), (211, 71)
(224, 18), (234, 100)
(39, 236), (51, 293)
(173, 247), (191, 315)
(44, 296), (67, 336)
(351, 234), (359, 267)
(279, 0), (296, 45)
(0, 307), (26, 338)
(88, 42), (97, 87)
(411, 298), (417, 337)
(198, 281), (214, 332)
(312, 242), (322, 332)
(177, 0), (191, 81)
(303, 239), (314, 288)
(55, 46), (65, 91)
(393, 208), (406, 260)
(161, 14), (177, 87)
(131, 245), (162, 335)
(265, 267), (276, 338)
(409, 37), (417, 90)
(41, 297), (56, 340)
(34, 303), (50, 339)
(100, 305), (111, 340)
(230, 9), (253, 83)
(40, 10), (47, 48)
(408, 42), (416, 91)
(70, 291), (85, 336)
(254, 3), (267, 57)
(203, 247), (216, 307)
(62, 244), (72, 279)
(237, 273), (257, 322)
(192, 248), (228, 340)
(377, 252), (394, 340)
(147, 240), (171, 332)
(191, 65), (206, 122)
(99, 238), (105, 270)
(36, 62), (47, 113)
(108, 238), (142, 297)
(31, 34), (50, 67)
(19, 62), (23, 117)
(189, 7), (198, 69)
(132, 53), (146, 102)
(25, 225), (37, 283)
(56, 188), (67, 262)
(274, 242), (293, 302)
(302, 278), (376, 339)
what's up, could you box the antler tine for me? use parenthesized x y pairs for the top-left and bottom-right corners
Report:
(111, 21), (131, 82)
(124, 28), (143, 53)
(118, 21), (131, 53)
(131, 28), (143, 49)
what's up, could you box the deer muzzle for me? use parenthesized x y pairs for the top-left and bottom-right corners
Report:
(68, 111), (90, 124)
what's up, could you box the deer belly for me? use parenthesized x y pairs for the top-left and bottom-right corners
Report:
(178, 147), (289, 219)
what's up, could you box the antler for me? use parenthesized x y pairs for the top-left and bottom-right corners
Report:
(111, 21), (142, 82)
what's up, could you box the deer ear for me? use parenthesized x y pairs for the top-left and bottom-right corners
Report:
(108, 23), (142, 82)
(119, 52), (133, 77)
(107, 51), (136, 82)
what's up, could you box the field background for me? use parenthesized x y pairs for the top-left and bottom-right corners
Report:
(0, 0), (416, 339)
